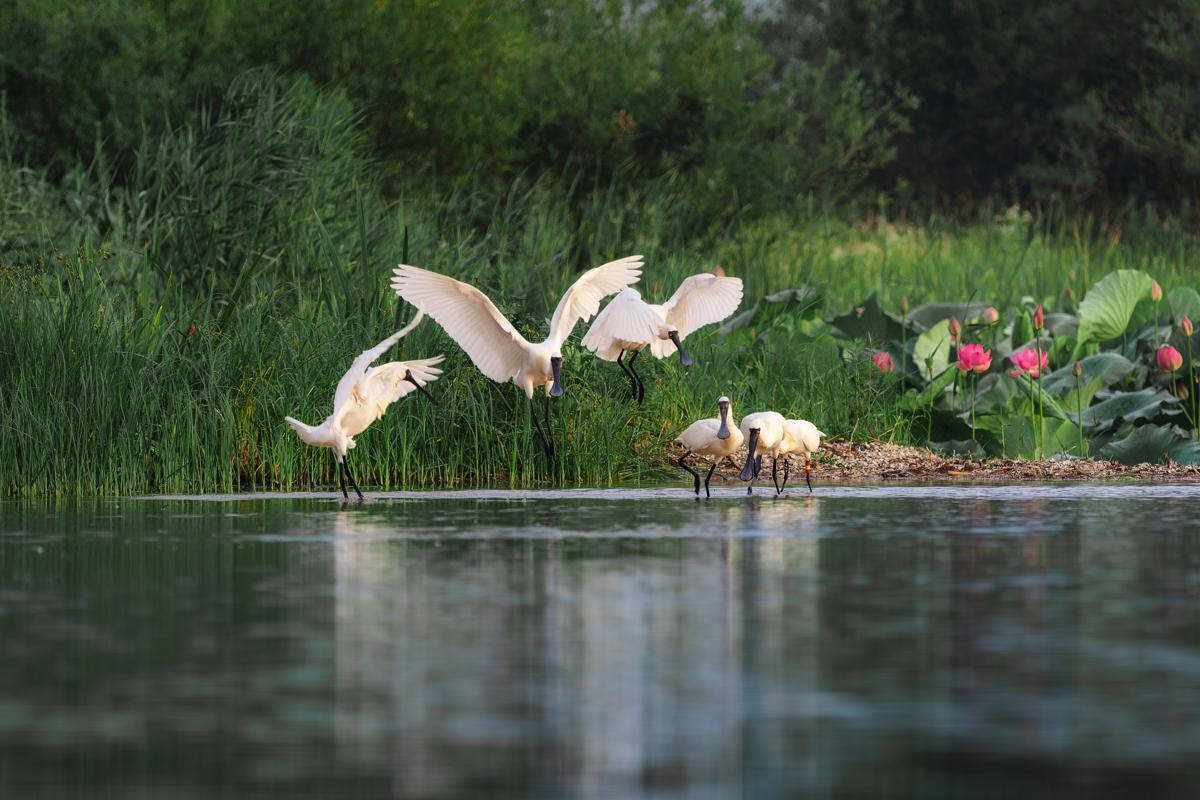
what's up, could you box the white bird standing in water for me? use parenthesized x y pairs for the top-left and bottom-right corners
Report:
(581, 269), (743, 403)
(391, 256), (643, 462)
(285, 311), (442, 500)
(738, 411), (788, 495)
(781, 418), (826, 493)
(675, 396), (744, 498)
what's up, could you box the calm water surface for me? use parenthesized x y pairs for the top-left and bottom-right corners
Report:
(3, 485), (1200, 798)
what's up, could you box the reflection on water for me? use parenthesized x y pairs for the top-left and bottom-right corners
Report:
(3, 488), (1200, 797)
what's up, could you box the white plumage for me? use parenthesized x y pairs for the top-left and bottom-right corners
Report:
(285, 311), (442, 499)
(582, 272), (743, 360)
(781, 418), (826, 492)
(391, 256), (643, 398)
(738, 411), (788, 494)
(675, 396), (744, 498)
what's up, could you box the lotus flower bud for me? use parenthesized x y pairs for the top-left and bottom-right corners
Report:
(1151, 281), (1163, 302)
(947, 316), (961, 340)
(1157, 345), (1183, 372)
(1064, 286), (1075, 301)
(1177, 382), (1190, 400)
(982, 307), (999, 324)
(1032, 304), (1044, 331)
(1183, 315), (1194, 337)
(1073, 361), (1082, 378)
(899, 296), (909, 314)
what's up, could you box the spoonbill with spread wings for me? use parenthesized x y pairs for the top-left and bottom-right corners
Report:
(581, 269), (742, 402)
(285, 311), (442, 500)
(391, 256), (643, 462)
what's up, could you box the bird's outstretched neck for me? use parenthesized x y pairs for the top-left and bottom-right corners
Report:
(284, 416), (324, 446)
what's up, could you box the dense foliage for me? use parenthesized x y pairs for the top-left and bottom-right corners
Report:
(4, 3), (1200, 494)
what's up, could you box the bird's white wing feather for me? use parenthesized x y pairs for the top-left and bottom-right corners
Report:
(547, 255), (643, 346)
(581, 288), (665, 358)
(332, 310), (425, 413)
(362, 356), (445, 406)
(661, 273), (744, 339)
(391, 265), (530, 382)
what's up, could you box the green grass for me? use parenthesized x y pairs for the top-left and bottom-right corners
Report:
(2, 75), (1199, 496)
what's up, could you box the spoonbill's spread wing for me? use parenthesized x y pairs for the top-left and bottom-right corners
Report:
(547, 255), (643, 346)
(581, 287), (664, 360)
(391, 266), (530, 383)
(651, 273), (742, 358)
(661, 273), (744, 339)
(333, 310), (425, 413)
(363, 356), (445, 406)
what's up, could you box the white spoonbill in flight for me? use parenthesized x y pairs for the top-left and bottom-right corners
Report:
(285, 310), (442, 500)
(675, 396), (744, 498)
(581, 268), (742, 402)
(391, 256), (643, 463)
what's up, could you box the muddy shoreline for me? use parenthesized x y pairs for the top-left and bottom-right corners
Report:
(702, 438), (1200, 485)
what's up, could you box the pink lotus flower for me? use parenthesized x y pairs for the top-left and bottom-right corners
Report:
(872, 351), (895, 373)
(1157, 345), (1183, 372)
(956, 343), (992, 374)
(981, 307), (999, 324)
(1151, 280), (1163, 302)
(1008, 348), (1049, 378)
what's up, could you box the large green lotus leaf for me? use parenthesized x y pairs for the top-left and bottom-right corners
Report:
(1011, 310), (1034, 350)
(1168, 287), (1200, 323)
(1044, 312), (1078, 337)
(973, 374), (1022, 415)
(1076, 269), (1154, 346)
(971, 414), (1081, 458)
(1005, 375), (1071, 421)
(829, 293), (909, 342)
(1168, 440), (1200, 465)
(913, 319), (952, 379)
(720, 286), (823, 334)
(905, 302), (989, 332)
(1099, 423), (1181, 465)
(1041, 352), (1134, 395)
(1078, 389), (1171, 428)
(929, 439), (986, 457)
(899, 365), (958, 411)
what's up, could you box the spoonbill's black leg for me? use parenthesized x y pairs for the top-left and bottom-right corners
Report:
(677, 451), (701, 496)
(779, 456), (791, 494)
(616, 350), (639, 401)
(337, 456), (348, 499)
(529, 398), (555, 464)
(772, 456), (783, 495)
(805, 457), (814, 493)
(703, 461), (718, 498)
(342, 456), (364, 500)
(627, 349), (645, 404)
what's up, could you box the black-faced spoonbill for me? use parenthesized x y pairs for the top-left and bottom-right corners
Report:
(581, 270), (743, 403)
(779, 418), (826, 493)
(738, 411), (788, 495)
(674, 396), (744, 498)
(391, 256), (642, 463)
(285, 311), (442, 500)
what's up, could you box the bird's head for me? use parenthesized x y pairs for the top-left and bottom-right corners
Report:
(716, 396), (731, 439)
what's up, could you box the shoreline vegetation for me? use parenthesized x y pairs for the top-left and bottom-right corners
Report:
(4, 0), (1200, 496)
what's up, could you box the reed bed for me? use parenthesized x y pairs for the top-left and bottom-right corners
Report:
(2, 75), (1198, 496)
